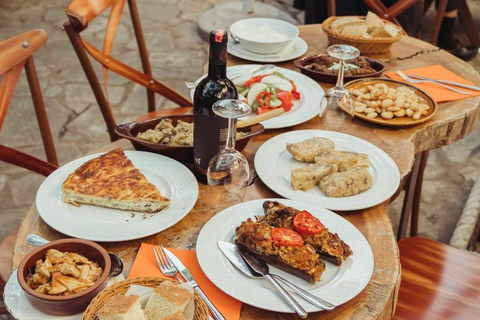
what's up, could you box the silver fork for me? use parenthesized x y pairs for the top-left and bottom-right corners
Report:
(397, 70), (471, 95)
(153, 246), (217, 320)
(153, 245), (182, 281)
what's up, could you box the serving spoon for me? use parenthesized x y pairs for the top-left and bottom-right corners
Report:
(26, 234), (124, 277)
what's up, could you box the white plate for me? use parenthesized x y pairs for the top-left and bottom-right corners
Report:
(36, 151), (199, 242)
(228, 36), (308, 63)
(196, 198), (374, 313)
(254, 130), (400, 211)
(191, 65), (324, 129)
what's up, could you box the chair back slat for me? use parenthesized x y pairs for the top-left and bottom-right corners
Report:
(0, 63), (25, 130)
(66, 0), (117, 31)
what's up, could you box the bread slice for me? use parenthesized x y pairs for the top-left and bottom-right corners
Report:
(341, 24), (368, 38)
(370, 23), (400, 38)
(330, 17), (365, 33)
(144, 280), (192, 320)
(97, 295), (145, 320)
(62, 148), (170, 213)
(163, 313), (187, 320)
(365, 11), (384, 32)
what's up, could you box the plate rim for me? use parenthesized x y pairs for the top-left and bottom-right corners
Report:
(196, 198), (375, 313)
(35, 150), (199, 242)
(254, 130), (400, 210)
(227, 36), (308, 63)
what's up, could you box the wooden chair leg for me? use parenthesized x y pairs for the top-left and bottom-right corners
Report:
(398, 150), (429, 240)
(428, 0), (448, 45)
(458, 0), (480, 47)
(326, 0), (336, 16)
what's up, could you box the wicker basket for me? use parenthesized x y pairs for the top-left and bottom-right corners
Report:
(82, 277), (209, 320)
(322, 16), (402, 54)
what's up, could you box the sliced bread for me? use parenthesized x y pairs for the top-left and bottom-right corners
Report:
(97, 295), (145, 320)
(144, 280), (193, 320)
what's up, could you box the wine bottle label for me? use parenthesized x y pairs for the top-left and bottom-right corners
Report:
(193, 112), (228, 175)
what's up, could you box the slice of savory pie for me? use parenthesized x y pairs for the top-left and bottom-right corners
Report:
(62, 148), (170, 213)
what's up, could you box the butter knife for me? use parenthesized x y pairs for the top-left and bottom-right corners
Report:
(405, 74), (480, 91)
(164, 249), (225, 320)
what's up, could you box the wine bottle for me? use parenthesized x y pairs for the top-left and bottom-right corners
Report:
(193, 29), (238, 180)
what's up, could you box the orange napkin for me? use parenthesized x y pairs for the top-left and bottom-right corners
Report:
(128, 243), (242, 320)
(386, 64), (480, 102)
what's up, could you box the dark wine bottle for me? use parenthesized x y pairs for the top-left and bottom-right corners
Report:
(193, 29), (238, 180)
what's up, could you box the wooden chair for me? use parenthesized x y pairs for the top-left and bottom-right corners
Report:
(0, 29), (59, 316)
(0, 29), (59, 176)
(424, 0), (480, 47)
(394, 237), (480, 319)
(63, 0), (192, 142)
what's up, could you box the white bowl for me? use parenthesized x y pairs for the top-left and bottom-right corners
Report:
(229, 18), (299, 54)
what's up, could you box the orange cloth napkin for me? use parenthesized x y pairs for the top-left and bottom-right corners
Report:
(386, 64), (480, 102)
(128, 243), (242, 320)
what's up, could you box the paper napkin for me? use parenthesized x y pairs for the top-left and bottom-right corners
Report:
(128, 243), (242, 320)
(386, 64), (480, 102)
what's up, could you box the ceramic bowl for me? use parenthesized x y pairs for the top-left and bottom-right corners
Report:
(17, 239), (111, 316)
(294, 54), (388, 84)
(115, 115), (264, 163)
(229, 18), (299, 54)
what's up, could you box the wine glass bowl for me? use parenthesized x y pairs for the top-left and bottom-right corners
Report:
(322, 45), (360, 129)
(207, 99), (252, 208)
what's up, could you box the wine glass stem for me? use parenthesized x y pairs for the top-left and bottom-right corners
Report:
(225, 117), (237, 152)
(336, 59), (345, 87)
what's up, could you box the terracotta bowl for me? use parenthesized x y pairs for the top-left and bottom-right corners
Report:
(17, 239), (111, 316)
(115, 115), (264, 163)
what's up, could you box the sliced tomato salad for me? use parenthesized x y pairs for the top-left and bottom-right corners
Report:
(271, 227), (304, 247)
(233, 69), (300, 115)
(293, 210), (325, 235)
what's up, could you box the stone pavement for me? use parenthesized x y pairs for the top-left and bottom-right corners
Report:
(0, 0), (479, 253)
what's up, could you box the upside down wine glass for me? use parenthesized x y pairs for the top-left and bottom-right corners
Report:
(321, 44), (360, 130)
(207, 99), (252, 210)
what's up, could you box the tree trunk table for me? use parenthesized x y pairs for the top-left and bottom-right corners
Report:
(12, 25), (480, 319)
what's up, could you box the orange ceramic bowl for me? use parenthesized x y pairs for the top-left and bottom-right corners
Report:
(17, 239), (111, 316)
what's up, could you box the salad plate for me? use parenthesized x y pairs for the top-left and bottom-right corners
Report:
(35, 150), (198, 242)
(191, 64), (324, 129)
(196, 198), (374, 313)
(227, 36), (308, 63)
(254, 130), (400, 211)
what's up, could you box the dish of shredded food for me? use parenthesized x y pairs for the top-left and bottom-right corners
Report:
(136, 118), (247, 146)
(304, 55), (376, 76)
(26, 249), (103, 296)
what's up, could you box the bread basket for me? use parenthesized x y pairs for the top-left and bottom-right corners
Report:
(82, 277), (209, 320)
(322, 16), (402, 53)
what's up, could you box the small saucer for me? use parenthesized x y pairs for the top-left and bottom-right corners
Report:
(227, 36), (308, 63)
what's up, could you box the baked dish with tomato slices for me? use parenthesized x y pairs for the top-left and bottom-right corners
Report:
(235, 200), (353, 283)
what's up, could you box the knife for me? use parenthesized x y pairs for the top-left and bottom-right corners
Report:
(164, 249), (226, 320)
(218, 241), (335, 311)
(405, 73), (480, 91)
(236, 244), (308, 318)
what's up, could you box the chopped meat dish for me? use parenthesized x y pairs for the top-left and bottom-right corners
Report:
(304, 55), (376, 76)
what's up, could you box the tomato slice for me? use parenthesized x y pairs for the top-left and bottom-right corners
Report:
(244, 75), (264, 87)
(271, 227), (304, 247)
(281, 101), (293, 112)
(293, 210), (325, 235)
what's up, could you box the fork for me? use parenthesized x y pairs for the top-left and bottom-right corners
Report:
(397, 70), (471, 95)
(153, 246), (217, 320)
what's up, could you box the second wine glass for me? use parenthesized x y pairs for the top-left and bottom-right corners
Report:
(322, 44), (360, 130)
(207, 99), (252, 210)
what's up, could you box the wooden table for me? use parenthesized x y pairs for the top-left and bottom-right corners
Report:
(12, 25), (480, 319)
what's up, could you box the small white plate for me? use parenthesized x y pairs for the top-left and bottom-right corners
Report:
(254, 130), (400, 211)
(191, 65), (324, 129)
(228, 36), (308, 63)
(196, 198), (374, 313)
(36, 151), (199, 242)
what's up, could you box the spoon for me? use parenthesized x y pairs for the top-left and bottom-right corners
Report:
(26, 234), (124, 277)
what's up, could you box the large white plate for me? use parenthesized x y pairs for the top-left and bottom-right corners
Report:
(191, 65), (324, 129)
(36, 151), (199, 242)
(227, 36), (308, 63)
(196, 198), (374, 313)
(254, 130), (400, 211)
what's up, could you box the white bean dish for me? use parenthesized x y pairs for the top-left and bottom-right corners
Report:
(345, 78), (437, 127)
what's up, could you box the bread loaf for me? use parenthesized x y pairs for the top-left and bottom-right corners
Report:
(330, 16), (364, 33)
(370, 24), (400, 38)
(144, 280), (193, 320)
(341, 24), (368, 38)
(365, 11), (385, 32)
(97, 295), (145, 320)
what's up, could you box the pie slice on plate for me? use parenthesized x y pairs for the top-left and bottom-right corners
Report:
(62, 148), (170, 213)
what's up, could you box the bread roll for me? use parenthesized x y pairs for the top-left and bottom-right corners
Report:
(144, 280), (192, 320)
(97, 295), (145, 320)
(365, 11), (384, 32)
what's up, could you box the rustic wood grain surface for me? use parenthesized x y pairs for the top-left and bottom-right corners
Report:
(12, 25), (480, 319)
